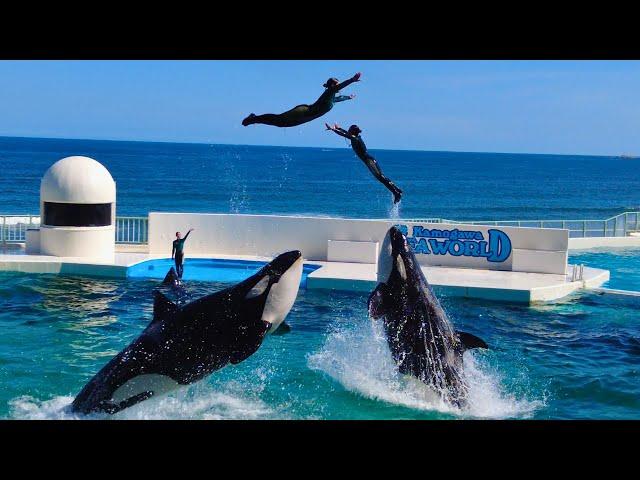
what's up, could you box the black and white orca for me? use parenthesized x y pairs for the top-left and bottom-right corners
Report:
(70, 250), (303, 415)
(368, 227), (488, 407)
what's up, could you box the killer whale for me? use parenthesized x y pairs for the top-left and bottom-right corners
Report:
(368, 227), (487, 407)
(71, 250), (303, 415)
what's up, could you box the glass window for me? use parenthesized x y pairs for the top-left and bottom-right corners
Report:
(43, 202), (112, 227)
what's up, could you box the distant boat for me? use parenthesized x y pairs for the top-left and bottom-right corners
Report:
(619, 154), (638, 159)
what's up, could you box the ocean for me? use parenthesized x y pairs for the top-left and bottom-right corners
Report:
(1, 136), (639, 420)
(1, 136), (638, 220)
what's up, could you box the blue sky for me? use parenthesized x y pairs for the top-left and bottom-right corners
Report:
(0, 60), (639, 155)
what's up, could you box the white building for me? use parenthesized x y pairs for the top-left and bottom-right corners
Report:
(27, 156), (116, 259)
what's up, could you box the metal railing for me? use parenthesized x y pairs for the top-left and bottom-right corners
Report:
(452, 211), (640, 238)
(2, 211), (639, 245)
(0, 215), (40, 244)
(115, 216), (148, 244)
(393, 218), (448, 224)
(0, 215), (148, 245)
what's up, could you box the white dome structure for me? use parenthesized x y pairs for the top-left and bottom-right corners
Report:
(30, 156), (117, 259)
(41, 156), (116, 204)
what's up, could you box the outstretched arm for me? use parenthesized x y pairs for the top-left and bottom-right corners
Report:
(334, 94), (355, 103)
(183, 228), (194, 241)
(336, 72), (361, 92)
(325, 123), (355, 140)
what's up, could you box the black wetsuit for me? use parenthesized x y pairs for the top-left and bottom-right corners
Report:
(172, 231), (191, 278)
(243, 79), (357, 128)
(350, 134), (403, 203)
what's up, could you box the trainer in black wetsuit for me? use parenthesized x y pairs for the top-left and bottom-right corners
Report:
(242, 73), (361, 128)
(172, 228), (194, 279)
(326, 123), (403, 203)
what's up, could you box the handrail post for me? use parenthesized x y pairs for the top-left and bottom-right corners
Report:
(614, 215), (618, 237)
(2, 216), (5, 246)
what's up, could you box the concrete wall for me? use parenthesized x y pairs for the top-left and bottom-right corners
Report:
(149, 213), (390, 260)
(25, 229), (40, 255)
(569, 236), (640, 249)
(148, 213), (569, 275)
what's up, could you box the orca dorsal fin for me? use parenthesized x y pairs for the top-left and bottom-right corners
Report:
(152, 291), (180, 324)
(162, 267), (181, 286)
(457, 331), (489, 350)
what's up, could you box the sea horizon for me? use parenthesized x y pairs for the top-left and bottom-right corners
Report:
(0, 134), (626, 159)
(1, 135), (638, 220)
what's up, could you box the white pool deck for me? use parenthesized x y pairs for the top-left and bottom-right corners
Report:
(0, 248), (610, 304)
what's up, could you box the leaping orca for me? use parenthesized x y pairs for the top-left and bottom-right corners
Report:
(368, 227), (488, 407)
(71, 250), (303, 415)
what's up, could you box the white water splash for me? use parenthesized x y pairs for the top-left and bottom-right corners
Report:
(308, 320), (543, 419)
(229, 183), (248, 214)
(8, 381), (282, 420)
(227, 152), (249, 214)
(389, 199), (401, 219)
(277, 153), (292, 191)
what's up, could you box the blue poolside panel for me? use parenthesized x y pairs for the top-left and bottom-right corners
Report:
(127, 257), (321, 288)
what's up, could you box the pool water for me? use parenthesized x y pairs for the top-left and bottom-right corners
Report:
(127, 258), (320, 288)
(570, 247), (640, 292)
(1, 248), (639, 420)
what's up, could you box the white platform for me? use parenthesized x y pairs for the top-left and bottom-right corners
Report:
(0, 251), (610, 304)
(306, 261), (609, 302)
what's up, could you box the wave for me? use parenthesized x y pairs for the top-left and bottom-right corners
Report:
(8, 380), (284, 420)
(308, 319), (543, 419)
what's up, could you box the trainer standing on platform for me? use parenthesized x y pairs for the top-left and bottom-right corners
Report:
(172, 228), (194, 279)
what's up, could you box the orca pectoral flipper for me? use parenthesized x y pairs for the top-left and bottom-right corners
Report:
(96, 391), (154, 415)
(271, 321), (291, 335)
(229, 321), (271, 364)
(457, 331), (489, 350)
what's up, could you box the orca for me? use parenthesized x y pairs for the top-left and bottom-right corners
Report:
(368, 227), (487, 407)
(70, 250), (304, 415)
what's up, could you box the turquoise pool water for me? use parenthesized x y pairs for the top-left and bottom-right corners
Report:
(127, 258), (320, 288)
(1, 248), (638, 420)
(570, 247), (640, 292)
